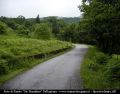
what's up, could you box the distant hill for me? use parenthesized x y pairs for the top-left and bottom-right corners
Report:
(0, 16), (80, 24)
(41, 16), (80, 24)
(59, 17), (80, 23)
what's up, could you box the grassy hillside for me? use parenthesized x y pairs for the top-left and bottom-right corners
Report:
(0, 35), (73, 85)
(0, 36), (72, 58)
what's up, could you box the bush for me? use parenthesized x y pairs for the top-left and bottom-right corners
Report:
(0, 50), (14, 61)
(105, 58), (120, 81)
(81, 46), (120, 89)
(0, 60), (8, 75)
(88, 61), (100, 71)
(16, 25), (30, 36)
(33, 23), (52, 40)
(0, 21), (7, 34)
(94, 52), (109, 64)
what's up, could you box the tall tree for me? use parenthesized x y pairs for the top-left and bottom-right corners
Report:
(79, 0), (120, 55)
(45, 16), (59, 36)
(16, 15), (25, 24)
(36, 14), (40, 23)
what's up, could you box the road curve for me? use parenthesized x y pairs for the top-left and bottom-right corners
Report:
(0, 44), (88, 89)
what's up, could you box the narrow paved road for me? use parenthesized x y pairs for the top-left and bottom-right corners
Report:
(0, 44), (88, 89)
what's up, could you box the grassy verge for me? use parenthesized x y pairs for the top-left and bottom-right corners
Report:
(0, 35), (73, 85)
(0, 36), (72, 57)
(81, 46), (120, 89)
(0, 47), (73, 86)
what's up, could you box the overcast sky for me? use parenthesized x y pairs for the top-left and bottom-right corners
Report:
(0, 0), (82, 18)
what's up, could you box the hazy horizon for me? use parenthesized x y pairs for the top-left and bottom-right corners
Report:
(0, 15), (81, 18)
(0, 0), (82, 18)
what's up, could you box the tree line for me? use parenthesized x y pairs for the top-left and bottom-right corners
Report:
(0, 0), (120, 56)
(0, 15), (82, 42)
(78, 0), (120, 55)
(79, 0), (120, 89)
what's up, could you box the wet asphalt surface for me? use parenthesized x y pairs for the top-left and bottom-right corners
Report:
(0, 44), (88, 89)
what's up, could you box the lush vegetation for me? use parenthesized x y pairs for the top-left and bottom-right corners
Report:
(79, 0), (120, 89)
(81, 46), (120, 89)
(0, 15), (73, 84)
(0, 36), (72, 84)
(0, 37), (72, 59)
(0, 0), (120, 89)
(0, 16), (81, 41)
(79, 0), (120, 55)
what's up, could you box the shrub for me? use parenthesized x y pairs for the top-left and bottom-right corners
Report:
(33, 23), (52, 40)
(0, 21), (7, 34)
(94, 52), (109, 64)
(105, 58), (120, 81)
(0, 50), (14, 60)
(0, 60), (8, 75)
(88, 61), (100, 71)
(81, 46), (120, 89)
(16, 25), (30, 36)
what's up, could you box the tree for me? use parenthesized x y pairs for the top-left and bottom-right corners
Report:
(79, 0), (120, 55)
(36, 14), (40, 23)
(45, 16), (60, 36)
(16, 15), (25, 24)
(16, 25), (30, 36)
(0, 21), (7, 34)
(33, 23), (52, 40)
(60, 23), (79, 42)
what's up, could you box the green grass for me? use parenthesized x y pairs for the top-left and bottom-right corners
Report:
(0, 35), (72, 64)
(0, 47), (73, 86)
(0, 35), (73, 85)
(0, 35), (72, 57)
(81, 46), (120, 89)
(0, 69), (24, 86)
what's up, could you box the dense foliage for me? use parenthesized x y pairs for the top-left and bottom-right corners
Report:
(0, 1), (119, 87)
(81, 46), (120, 89)
(0, 21), (8, 34)
(0, 15), (74, 77)
(32, 23), (52, 39)
(79, 0), (120, 89)
(0, 16), (80, 40)
(79, 0), (120, 55)
(0, 36), (72, 75)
